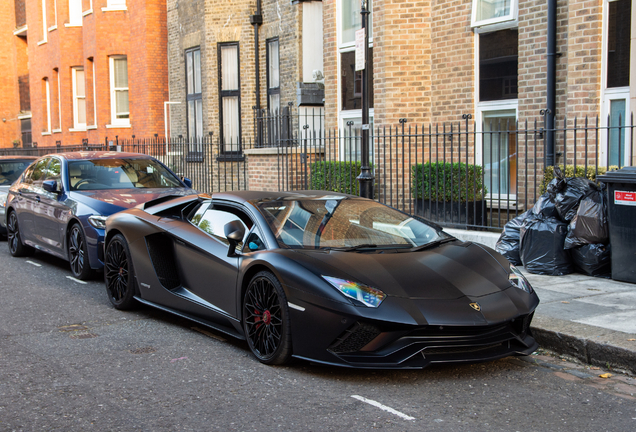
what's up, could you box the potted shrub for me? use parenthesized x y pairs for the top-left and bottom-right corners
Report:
(411, 162), (487, 225)
(310, 161), (375, 196)
(12, 139), (20, 148)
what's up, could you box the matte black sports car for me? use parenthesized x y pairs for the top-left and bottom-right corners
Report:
(104, 191), (539, 368)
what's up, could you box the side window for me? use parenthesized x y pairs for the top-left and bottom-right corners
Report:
(190, 203), (250, 249)
(44, 158), (62, 183)
(25, 158), (50, 185)
(244, 230), (266, 252)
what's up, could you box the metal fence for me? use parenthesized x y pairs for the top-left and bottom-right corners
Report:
(2, 110), (633, 232)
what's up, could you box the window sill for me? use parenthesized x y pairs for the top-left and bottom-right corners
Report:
(37, 40), (47, 46)
(216, 154), (245, 163)
(101, 7), (128, 12)
(52, 129), (62, 133)
(48, 25), (57, 32)
(65, 23), (83, 28)
(83, 9), (93, 16)
(86, 125), (98, 130)
(105, 124), (131, 128)
(472, 19), (518, 34)
(69, 127), (87, 132)
(13, 25), (27, 36)
(41, 132), (52, 136)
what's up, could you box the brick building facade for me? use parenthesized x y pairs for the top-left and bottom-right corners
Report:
(166, 0), (325, 148)
(321, 0), (634, 207)
(0, 0), (29, 148)
(12, 0), (169, 148)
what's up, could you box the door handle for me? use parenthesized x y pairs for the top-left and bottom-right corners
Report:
(35, 196), (41, 202)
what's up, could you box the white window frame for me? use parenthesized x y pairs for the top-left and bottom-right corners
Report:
(83, 0), (93, 16)
(71, 67), (87, 131)
(43, 79), (52, 134)
(109, 56), (130, 127)
(67, 0), (83, 27)
(54, 69), (61, 132)
(102, 0), (127, 12)
(40, 0), (47, 43)
(219, 43), (241, 154)
(337, 0), (374, 161)
(471, 0), (518, 33)
(475, 100), (519, 203)
(600, 0), (632, 167)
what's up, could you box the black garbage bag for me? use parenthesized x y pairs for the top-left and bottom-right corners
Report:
(495, 211), (530, 265)
(554, 176), (598, 221)
(571, 244), (611, 278)
(520, 216), (573, 275)
(531, 192), (560, 219)
(547, 166), (566, 199)
(564, 188), (609, 249)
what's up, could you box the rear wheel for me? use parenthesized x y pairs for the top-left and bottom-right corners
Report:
(7, 211), (34, 257)
(243, 271), (292, 365)
(68, 223), (93, 280)
(104, 234), (137, 310)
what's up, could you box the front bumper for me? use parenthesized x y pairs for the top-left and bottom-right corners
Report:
(287, 287), (539, 369)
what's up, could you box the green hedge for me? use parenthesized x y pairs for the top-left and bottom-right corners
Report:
(309, 161), (369, 195)
(539, 165), (618, 194)
(411, 162), (487, 202)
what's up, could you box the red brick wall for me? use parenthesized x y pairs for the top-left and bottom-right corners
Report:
(26, 0), (168, 147)
(0, 0), (22, 148)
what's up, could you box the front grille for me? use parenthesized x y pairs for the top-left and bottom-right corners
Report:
(329, 322), (381, 354)
(423, 343), (504, 356)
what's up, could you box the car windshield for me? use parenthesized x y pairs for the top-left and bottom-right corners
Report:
(68, 158), (183, 191)
(0, 160), (34, 186)
(256, 197), (448, 250)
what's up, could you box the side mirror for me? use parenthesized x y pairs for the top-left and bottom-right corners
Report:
(182, 177), (193, 188)
(224, 220), (245, 257)
(42, 180), (61, 194)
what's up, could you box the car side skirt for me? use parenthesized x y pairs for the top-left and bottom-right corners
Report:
(134, 296), (246, 341)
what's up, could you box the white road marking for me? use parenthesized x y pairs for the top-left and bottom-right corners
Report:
(26, 261), (42, 267)
(66, 276), (87, 285)
(351, 395), (415, 421)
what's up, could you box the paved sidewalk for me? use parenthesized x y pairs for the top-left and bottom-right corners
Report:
(447, 228), (636, 375)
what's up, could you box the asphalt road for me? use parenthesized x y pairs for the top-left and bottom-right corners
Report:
(0, 245), (635, 431)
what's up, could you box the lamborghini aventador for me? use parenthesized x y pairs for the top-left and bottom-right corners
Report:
(104, 191), (539, 368)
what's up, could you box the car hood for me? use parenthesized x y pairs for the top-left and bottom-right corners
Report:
(294, 241), (511, 300)
(70, 188), (194, 213)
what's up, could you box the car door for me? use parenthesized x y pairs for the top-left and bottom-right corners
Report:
(34, 157), (69, 255)
(14, 157), (50, 246)
(170, 201), (250, 319)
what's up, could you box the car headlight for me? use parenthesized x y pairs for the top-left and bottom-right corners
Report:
(0, 191), (7, 207)
(509, 264), (533, 293)
(88, 215), (108, 230)
(322, 276), (386, 308)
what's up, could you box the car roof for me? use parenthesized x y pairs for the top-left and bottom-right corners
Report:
(45, 151), (157, 161)
(211, 190), (360, 204)
(0, 155), (37, 161)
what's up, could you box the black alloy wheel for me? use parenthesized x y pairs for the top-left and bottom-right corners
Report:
(104, 234), (137, 310)
(6, 211), (34, 257)
(243, 271), (292, 365)
(68, 223), (93, 280)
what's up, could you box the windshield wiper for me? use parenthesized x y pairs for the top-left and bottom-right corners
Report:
(405, 237), (457, 252)
(328, 243), (378, 252)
